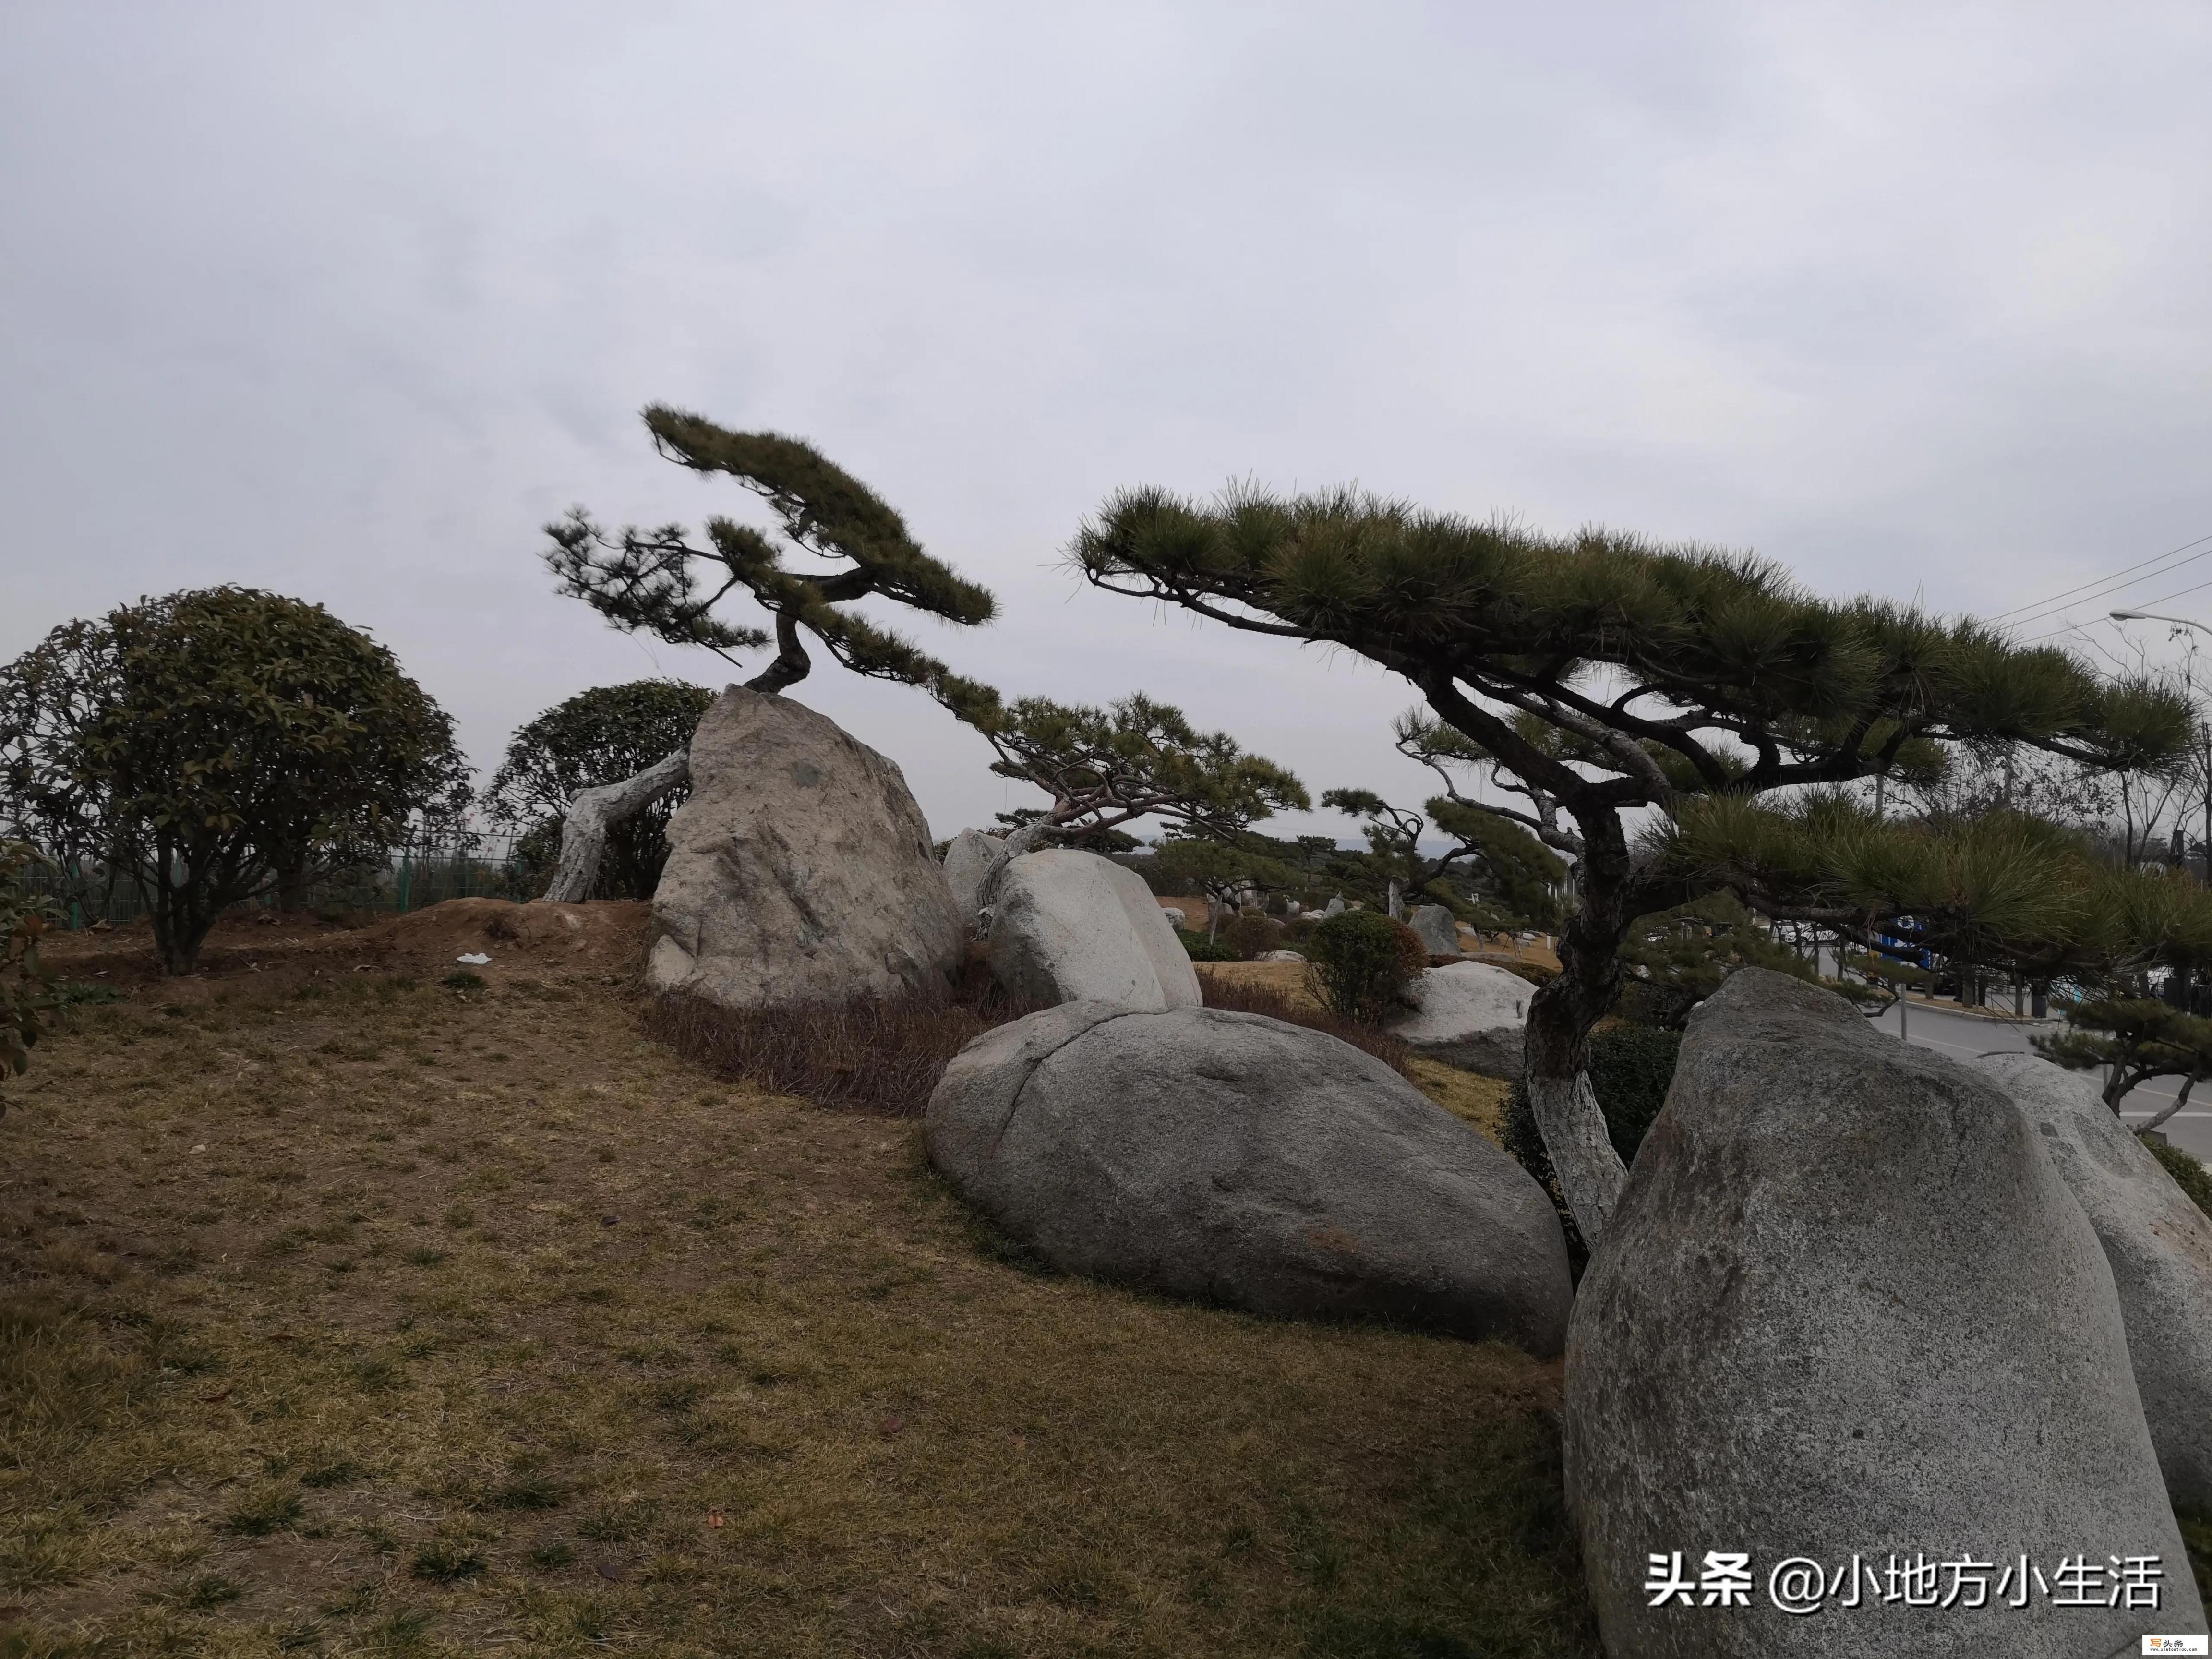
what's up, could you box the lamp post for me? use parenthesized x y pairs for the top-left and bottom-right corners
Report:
(2110, 609), (2212, 634)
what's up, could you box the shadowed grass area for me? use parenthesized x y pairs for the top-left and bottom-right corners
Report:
(641, 972), (1043, 1117)
(0, 954), (1599, 1657)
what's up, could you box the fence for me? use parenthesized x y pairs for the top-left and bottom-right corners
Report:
(23, 834), (536, 930)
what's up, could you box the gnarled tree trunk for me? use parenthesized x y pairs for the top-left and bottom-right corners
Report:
(1523, 827), (1636, 1247)
(537, 746), (690, 904)
(969, 819), (1054, 937)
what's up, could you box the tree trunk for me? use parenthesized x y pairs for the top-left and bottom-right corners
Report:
(1522, 831), (1635, 1247)
(963, 819), (1056, 938)
(2138, 1076), (2195, 1135)
(149, 849), (219, 976)
(275, 856), (310, 916)
(538, 747), (691, 904)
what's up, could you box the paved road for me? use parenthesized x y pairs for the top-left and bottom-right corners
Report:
(1864, 999), (2212, 1162)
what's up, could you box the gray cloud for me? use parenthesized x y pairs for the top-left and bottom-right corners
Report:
(5, 1), (2208, 840)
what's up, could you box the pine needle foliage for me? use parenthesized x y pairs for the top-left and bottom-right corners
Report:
(546, 407), (998, 707)
(2035, 998), (2212, 1113)
(976, 693), (1308, 846)
(1071, 482), (2193, 1234)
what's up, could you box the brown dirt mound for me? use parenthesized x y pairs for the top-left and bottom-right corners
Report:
(365, 897), (651, 977)
(38, 898), (651, 1001)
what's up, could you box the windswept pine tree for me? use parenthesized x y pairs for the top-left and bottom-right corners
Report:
(977, 693), (1308, 852)
(1071, 485), (2190, 1243)
(537, 408), (1001, 900)
(542, 412), (1309, 907)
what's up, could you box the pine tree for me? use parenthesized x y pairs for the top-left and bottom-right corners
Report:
(1072, 484), (2189, 1242)
(538, 408), (999, 900)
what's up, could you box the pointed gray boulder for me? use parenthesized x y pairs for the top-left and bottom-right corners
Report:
(646, 688), (964, 1010)
(1973, 1051), (2212, 1514)
(1406, 904), (1462, 956)
(1564, 969), (2202, 1658)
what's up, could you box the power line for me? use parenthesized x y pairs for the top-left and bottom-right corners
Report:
(2021, 573), (2212, 645)
(1992, 530), (2212, 627)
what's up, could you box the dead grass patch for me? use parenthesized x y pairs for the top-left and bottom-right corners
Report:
(0, 944), (1599, 1657)
(643, 975), (1046, 1117)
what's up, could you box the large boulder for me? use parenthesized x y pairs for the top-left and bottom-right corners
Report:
(928, 1003), (1572, 1352)
(1973, 1052), (2212, 1514)
(986, 848), (1201, 1011)
(1565, 969), (2202, 1658)
(1406, 903), (1462, 956)
(1387, 961), (1533, 1078)
(939, 827), (1005, 928)
(646, 688), (965, 1009)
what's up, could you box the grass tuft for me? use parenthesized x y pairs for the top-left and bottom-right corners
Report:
(410, 1538), (487, 1584)
(217, 1486), (305, 1537)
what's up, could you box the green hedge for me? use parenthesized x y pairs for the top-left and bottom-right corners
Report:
(1177, 929), (1240, 962)
(2149, 1139), (2212, 1221)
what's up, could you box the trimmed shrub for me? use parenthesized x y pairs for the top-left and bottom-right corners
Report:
(1222, 913), (1284, 961)
(2148, 1139), (2212, 1221)
(1178, 929), (1239, 962)
(1305, 911), (1429, 1023)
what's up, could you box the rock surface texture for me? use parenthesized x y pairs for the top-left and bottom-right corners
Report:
(1407, 904), (1462, 956)
(1565, 968), (2202, 1658)
(928, 1002), (1572, 1352)
(1973, 1052), (2212, 1514)
(986, 849), (1201, 1011)
(1388, 961), (1534, 1078)
(939, 828), (1005, 928)
(646, 688), (965, 1009)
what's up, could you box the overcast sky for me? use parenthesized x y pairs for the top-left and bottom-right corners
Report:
(6, 3), (2210, 843)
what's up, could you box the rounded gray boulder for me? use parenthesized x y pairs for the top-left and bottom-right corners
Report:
(1564, 969), (2202, 1657)
(1387, 960), (1533, 1079)
(926, 1002), (1572, 1353)
(1973, 1051), (2212, 1515)
(985, 848), (1201, 1011)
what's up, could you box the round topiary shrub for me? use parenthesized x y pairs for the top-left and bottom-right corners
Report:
(1222, 913), (1284, 961)
(1306, 911), (1429, 1023)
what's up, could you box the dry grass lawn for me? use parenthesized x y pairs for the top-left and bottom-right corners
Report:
(0, 910), (1597, 1658)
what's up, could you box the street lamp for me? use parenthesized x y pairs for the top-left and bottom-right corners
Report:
(2111, 609), (2212, 634)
